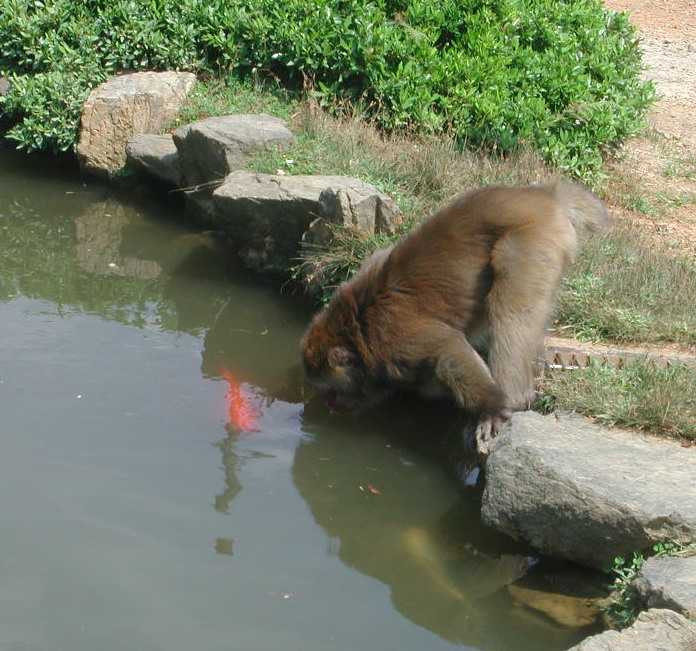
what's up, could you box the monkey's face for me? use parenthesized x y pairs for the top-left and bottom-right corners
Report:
(301, 328), (394, 414)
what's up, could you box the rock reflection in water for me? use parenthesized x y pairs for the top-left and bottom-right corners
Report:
(75, 200), (162, 278)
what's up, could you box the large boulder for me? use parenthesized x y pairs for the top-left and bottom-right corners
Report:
(480, 412), (696, 569)
(634, 555), (696, 618)
(568, 609), (696, 650)
(172, 114), (295, 189)
(212, 171), (400, 275)
(77, 71), (196, 178)
(126, 133), (182, 187)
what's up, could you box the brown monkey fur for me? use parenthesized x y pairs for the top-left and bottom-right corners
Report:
(301, 180), (608, 443)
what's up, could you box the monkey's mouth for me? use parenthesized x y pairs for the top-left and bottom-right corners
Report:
(321, 389), (348, 413)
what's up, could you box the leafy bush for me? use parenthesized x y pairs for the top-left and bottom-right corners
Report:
(1, 68), (104, 152)
(0, 0), (654, 175)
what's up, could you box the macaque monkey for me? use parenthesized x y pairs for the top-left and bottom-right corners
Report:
(301, 181), (607, 445)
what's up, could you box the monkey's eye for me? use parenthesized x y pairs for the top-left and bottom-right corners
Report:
(328, 346), (359, 368)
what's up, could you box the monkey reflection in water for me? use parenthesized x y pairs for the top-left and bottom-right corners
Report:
(302, 181), (607, 449)
(294, 401), (603, 647)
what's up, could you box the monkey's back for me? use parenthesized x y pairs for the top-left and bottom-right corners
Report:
(375, 184), (577, 331)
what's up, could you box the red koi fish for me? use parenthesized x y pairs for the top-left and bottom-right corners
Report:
(220, 366), (258, 431)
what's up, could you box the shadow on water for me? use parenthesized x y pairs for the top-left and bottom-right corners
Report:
(0, 150), (605, 650)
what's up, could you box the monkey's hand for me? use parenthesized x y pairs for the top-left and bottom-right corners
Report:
(424, 324), (511, 452)
(475, 407), (513, 457)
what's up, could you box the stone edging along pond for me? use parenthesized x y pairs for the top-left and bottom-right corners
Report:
(77, 72), (696, 646)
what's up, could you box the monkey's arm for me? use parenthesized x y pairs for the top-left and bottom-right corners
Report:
(400, 323), (512, 455)
(406, 322), (508, 419)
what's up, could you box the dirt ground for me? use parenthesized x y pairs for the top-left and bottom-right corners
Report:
(603, 0), (696, 254)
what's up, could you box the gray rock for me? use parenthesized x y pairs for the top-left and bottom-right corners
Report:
(77, 71), (196, 178)
(212, 171), (397, 275)
(568, 609), (696, 650)
(318, 185), (401, 236)
(481, 411), (696, 569)
(126, 133), (182, 186)
(0, 77), (10, 96)
(634, 556), (696, 618)
(297, 186), (402, 292)
(173, 114), (295, 189)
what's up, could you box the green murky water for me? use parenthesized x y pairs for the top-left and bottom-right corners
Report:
(0, 150), (602, 651)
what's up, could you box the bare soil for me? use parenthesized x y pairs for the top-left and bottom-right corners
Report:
(604, 0), (696, 253)
(605, 0), (696, 147)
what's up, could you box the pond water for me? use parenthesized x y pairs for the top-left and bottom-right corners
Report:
(0, 150), (602, 651)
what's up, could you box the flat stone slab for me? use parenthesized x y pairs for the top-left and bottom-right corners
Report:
(568, 609), (696, 650)
(126, 133), (181, 186)
(173, 114), (295, 188)
(635, 555), (696, 618)
(481, 411), (696, 569)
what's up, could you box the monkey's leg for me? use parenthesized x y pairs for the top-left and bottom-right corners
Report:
(486, 230), (569, 410)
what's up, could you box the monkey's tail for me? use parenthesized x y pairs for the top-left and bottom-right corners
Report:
(549, 179), (609, 233)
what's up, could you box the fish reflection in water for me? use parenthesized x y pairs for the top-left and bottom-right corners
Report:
(220, 365), (260, 432)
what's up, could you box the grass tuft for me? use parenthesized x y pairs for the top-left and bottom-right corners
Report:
(539, 361), (696, 440)
(555, 221), (696, 345)
(168, 77), (298, 129)
(249, 98), (553, 214)
(291, 226), (402, 304)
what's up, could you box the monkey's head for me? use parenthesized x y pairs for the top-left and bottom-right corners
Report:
(301, 310), (394, 414)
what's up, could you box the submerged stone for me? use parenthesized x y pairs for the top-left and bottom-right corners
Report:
(507, 584), (599, 629)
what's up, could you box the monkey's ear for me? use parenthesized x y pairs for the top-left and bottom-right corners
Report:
(328, 346), (359, 368)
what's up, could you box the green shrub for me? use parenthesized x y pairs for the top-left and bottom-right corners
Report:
(0, 0), (654, 176)
(1, 69), (104, 152)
